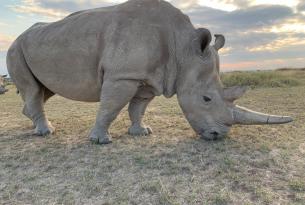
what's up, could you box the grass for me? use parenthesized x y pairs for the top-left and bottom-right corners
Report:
(289, 180), (305, 192)
(221, 69), (305, 88)
(1, 69), (305, 204)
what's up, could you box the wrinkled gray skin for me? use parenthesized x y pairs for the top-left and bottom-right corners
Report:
(0, 75), (8, 94)
(7, 0), (292, 144)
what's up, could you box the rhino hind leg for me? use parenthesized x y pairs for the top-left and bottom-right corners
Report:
(22, 87), (54, 129)
(43, 87), (55, 103)
(19, 85), (55, 136)
(128, 96), (154, 136)
(89, 80), (139, 144)
(21, 85), (55, 136)
(7, 46), (55, 136)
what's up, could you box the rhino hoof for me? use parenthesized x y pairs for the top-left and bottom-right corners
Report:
(34, 122), (55, 136)
(128, 125), (152, 136)
(89, 130), (112, 145)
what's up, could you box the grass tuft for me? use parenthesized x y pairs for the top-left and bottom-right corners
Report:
(210, 190), (232, 205)
(289, 179), (305, 192)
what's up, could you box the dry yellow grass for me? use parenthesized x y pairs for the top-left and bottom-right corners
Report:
(0, 77), (305, 204)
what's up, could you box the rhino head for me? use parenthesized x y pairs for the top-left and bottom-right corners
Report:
(0, 75), (8, 94)
(177, 28), (292, 140)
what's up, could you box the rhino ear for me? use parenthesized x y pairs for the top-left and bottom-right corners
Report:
(223, 86), (248, 102)
(196, 28), (212, 54)
(214, 34), (225, 51)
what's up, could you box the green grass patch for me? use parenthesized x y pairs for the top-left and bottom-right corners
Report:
(289, 179), (305, 192)
(221, 69), (305, 88)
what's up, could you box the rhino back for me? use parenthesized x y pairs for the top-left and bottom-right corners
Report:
(18, 0), (194, 101)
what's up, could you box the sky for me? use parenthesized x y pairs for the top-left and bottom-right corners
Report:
(0, 0), (305, 74)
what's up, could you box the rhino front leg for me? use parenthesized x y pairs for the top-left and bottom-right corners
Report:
(89, 80), (139, 144)
(128, 96), (154, 136)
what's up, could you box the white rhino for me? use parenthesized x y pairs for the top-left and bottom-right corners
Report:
(7, 0), (292, 144)
(0, 75), (8, 94)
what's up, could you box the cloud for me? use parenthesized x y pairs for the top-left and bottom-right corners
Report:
(189, 5), (293, 32)
(0, 34), (15, 52)
(0, 21), (9, 27)
(170, 0), (199, 9)
(184, 3), (305, 70)
(10, 0), (123, 20)
(219, 46), (233, 56)
(38, 0), (123, 13)
(10, 0), (69, 19)
(5, 0), (305, 71)
(246, 36), (305, 52)
(222, 0), (250, 8)
(11, 0), (201, 19)
(9, 0), (297, 31)
(297, 1), (305, 11)
(222, 57), (305, 71)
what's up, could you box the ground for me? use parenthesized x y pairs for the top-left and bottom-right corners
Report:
(0, 71), (305, 204)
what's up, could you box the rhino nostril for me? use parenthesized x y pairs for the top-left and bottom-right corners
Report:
(210, 131), (219, 136)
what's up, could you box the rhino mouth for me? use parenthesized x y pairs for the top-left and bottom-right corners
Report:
(199, 125), (230, 141)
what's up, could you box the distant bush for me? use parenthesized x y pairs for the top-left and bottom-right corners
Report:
(3, 78), (14, 86)
(221, 70), (303, 88)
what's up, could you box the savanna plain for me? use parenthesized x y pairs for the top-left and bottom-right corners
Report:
(0, 69), (305, 205)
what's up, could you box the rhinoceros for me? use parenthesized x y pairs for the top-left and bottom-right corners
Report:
(0, 75), (8, 94)
(7, 0), (292, 144)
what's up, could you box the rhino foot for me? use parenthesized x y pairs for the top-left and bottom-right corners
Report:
(128, 124), (152, 136)
(34, 121), (55, 136)
(89, 129), (112, 144)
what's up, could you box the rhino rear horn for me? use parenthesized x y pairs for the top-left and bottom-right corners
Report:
(214, 34), (225, 51)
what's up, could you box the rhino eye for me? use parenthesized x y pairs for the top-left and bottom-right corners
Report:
(203, 96), (212, 102)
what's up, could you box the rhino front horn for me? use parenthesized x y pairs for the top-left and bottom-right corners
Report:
(232, 105), (293, 125)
